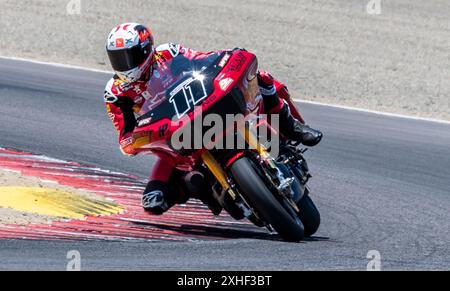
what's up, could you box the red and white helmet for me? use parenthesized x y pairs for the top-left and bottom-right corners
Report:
(106, 23), (154, 83)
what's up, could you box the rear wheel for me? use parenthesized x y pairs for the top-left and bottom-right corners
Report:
(229, 157), (304, 242)
(297, 193), (320, 237)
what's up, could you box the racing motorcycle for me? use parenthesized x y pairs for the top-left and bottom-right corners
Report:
(133, 48), (320, 241)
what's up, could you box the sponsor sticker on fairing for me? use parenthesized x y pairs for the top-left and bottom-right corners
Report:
(138, 116), (153, 127)
(219, 78), (233, 91)
(218, 54), (231, 68)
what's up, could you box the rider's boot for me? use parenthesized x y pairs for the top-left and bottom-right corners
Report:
(278, 103), (323, 146)
(258, 70), (322, 147)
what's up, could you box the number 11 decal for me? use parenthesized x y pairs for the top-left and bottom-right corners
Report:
(169, 77), (208, 118)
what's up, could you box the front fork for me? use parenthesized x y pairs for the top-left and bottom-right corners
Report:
(201, 150), (236, 200)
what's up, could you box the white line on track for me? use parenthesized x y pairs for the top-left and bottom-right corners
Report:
(294, 99), (450, 125)
(1, 55), (450, 125)
(0, 55), (112, 74)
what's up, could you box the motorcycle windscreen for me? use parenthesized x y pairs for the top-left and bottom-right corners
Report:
(139, 52), (224, 122)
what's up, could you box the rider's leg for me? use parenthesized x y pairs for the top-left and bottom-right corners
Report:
(258, 70), (322, 146)
(183, 171), (222, 215)
(142, 153), (182, 215)
(142, 153), (221, 215)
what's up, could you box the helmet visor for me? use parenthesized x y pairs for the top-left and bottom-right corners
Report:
(107, 42), (152, 72)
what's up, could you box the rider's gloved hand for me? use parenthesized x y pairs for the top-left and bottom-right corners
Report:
(119, 133), (137, 156)
(257, 70), (276, 96)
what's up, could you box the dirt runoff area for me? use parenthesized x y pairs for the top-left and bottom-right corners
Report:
(0, 169), (59, 225)
(0, 168), (113, 226)
(0, 0), (449, 120)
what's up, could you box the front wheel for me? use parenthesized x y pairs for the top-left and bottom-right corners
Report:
(229, 157), (304, 242)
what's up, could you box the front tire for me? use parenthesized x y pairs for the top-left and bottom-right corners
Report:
(229, 157), (304, 242)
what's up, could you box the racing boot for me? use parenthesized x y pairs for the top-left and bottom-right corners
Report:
(257, 70), (322, 147)
(278, 103), (323, 146)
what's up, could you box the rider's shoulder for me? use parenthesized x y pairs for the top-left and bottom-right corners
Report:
(155, 43), (183, 58)
(103, 76), (132, 103)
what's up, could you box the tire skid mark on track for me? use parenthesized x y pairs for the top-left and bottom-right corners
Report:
(0, 148), (266, 241)
(317, 201), (362, 242)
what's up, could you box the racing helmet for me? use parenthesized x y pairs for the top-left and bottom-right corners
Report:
(106, 23), (154, 83)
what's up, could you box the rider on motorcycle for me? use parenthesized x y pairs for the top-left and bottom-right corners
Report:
(104, 23), (323, 215)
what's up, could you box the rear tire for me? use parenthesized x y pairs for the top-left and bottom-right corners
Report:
(297, 194), (320, 237)
(230, 157), (304, 242)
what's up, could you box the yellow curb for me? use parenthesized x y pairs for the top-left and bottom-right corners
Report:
(0, 187), (123, 219)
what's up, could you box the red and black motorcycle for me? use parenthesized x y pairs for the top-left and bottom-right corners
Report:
(133, 49), (320, 241)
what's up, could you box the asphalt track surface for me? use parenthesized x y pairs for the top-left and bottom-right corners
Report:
(0, 58), (449, 270)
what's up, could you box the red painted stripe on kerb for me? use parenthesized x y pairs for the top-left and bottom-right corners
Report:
(0, 148), (264, 241)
